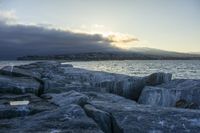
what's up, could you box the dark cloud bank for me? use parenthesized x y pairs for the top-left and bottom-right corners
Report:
(0, 21), (122, 59)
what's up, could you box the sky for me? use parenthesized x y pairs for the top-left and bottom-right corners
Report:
(0, 0), (199, 59)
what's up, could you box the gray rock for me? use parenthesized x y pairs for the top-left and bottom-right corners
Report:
(44, 90), (136, 133)
(175, 99), (199, 109)
(43, 80), (106, 94)
(83, 92), (137, 133)
(144, 72), (172, 86)
(62, 67), (171, 100)
(84, 91), (137, 106)
(90, 100), (200, 133)
(61, 63), (73, 67)
(0, 75), (41, 95)
(0, 66), (41, 80)
(84, 104), (112, 133)
(138, 79), (200, 108)
(0, 94), (56, 119)
(0, 104), (103, 133)
(46, 90), (89, 106)
(18, 61), (61, 70)
(16, 62), (172, 101)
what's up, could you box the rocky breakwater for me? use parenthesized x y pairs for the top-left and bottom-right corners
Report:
(139, 79), (200, 109)
(0, 61), (200, 133)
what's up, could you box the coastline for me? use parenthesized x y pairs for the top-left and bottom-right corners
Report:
(0, 61), (200, 132)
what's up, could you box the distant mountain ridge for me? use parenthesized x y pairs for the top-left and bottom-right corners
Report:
(18, 47), (200, 60)
(127, 47), (200, 58)
(189, 52), (200, 55)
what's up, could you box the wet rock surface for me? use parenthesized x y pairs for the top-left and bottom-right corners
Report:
(0, 61), (200, 133)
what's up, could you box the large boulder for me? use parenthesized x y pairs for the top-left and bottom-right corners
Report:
(0, 75), (41, 95)
(84, 104), (112, 133)
(84, 91), (137, 105)
(0, 104), (103, 133)
(15, 61), (172, 101)
(138, 79), (200, 109)
(44, 91), (137, 133)
(89, 99), (200, 133)
(17, 61), (61, 70)
(44, 90), (89, 106)
(144, 72), (172, 86)
(62, 67), (172, 100)
(83, 92), (137, 133)
(43, 80), (107, 94)
(0, 66), (41, 80)
(17, 61), (65, 81)
(0, 94), (56, 119)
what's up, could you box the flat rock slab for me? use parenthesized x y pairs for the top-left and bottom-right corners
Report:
(0, 94), (56, 119)
(90, 101), (200, 133)
(44, 90), (137, 108)
(0, 66), (41, 80)
(0, 104), (103, 133)
(45, 90), (89, 106)
(84, 91), (137, 105)
(138, 79), (200, 108)
(0, 75), (41, 95)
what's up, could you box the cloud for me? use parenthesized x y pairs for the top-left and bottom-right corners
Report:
(0, 17), (118, 59)
(0, 10), (139, 59)
(104, 32), (139, 44)
(0, 10), (18, 24)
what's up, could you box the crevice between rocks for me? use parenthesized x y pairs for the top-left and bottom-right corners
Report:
(82, 104), (123, 133)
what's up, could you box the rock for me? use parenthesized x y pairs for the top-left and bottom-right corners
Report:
(0, 94), (56, 119)
(0, 104), (103, 133)
(0, 61), (199, 133)
(84, 104), (112, 133)
(144, 72), (172, 86)
(17, 61), (64, 80)
(61, 63), (73, 67)
(46, 90), (89, 106)
(83, 92), (137, 133)
(0, 66), (41, 80)
(62, 67), (172, 100)
(43, 80), (106, 94)
(40, 94), (52, 100)
(89, 99), (200, 133)
(175, 99), (188, 108)
(84, 91), (137, 106)
(138, 79), (200, 108)
(0, 75), (41, 95)
(17, 61), (61, 70)
(0, 106), (30, 119)
(176, 99), (199, 109)
(44, 90), (136, 133)
(15, 62), (172, 101)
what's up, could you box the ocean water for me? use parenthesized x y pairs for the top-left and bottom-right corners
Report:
(66, 60), (200, 79)
(0, 60), (200, 79)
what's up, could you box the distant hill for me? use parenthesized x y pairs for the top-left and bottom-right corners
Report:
(189, 52), (200, 55)
(18, 47), (200, 60)
(128, 47), (200, 58)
